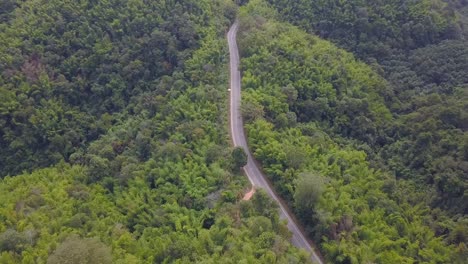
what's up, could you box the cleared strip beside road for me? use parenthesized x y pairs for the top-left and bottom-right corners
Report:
(227, 20), (324, 264)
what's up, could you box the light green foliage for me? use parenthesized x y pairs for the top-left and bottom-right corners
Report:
(0, 166), (124, 262)
(238, 9), (392, 146)
(247, 118), (458, 263)
(0, 165), (309, 263)
(238, 1), (465, 263)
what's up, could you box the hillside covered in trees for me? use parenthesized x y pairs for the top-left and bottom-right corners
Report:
(264, 0), (468, 214)
(0, 0), (312, 263)
(1, 0), (467, 263)
(237, 0), (467, 263)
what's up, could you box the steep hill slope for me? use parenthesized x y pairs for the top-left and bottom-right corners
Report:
(0, 0), (312, 263)
(236, 0), (466, 262)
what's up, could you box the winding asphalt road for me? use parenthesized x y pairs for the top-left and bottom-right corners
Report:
(228, 21), (324, 264)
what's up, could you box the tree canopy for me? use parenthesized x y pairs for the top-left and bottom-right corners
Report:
(237, 1), (467, 262)
(0, 0), (312, 263)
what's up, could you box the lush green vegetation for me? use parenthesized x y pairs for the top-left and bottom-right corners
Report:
(0, 166), (311, 263)
(264, 0), (468, 215)
(237, 0), (467, 263)
(0, 0), (312, 263)
(265, 0), (468, 240)
(266, 0), (465, 60)
(0, 0), (235, 176)
(1, 0), (466, 262)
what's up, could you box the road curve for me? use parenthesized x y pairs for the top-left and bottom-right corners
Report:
(228, 20), (324, 264)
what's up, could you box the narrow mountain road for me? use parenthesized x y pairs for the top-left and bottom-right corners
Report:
(228, 21), (324, 264)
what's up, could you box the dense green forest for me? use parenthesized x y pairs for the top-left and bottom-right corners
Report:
(264, 0), (468, 235)
(264, 0), (468, 214)
(0, 0), (312, 263)
(0, 166), (311, 263)
(237, 0), (467, 263)
(1, 0), (467, 263)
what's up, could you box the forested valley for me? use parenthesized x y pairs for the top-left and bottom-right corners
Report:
(0, 0), (311, 263)
(0, 0), (467, 263)
(237, 0), (467, 263)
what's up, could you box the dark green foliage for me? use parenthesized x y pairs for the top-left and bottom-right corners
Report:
(0, 229), (33, 254)
(231, 146), (248, 170)
(381, 91), (468, 213)
(0, 0), (16, 23)
(0, 0), (232, 177)
(267, 0), (464, 57)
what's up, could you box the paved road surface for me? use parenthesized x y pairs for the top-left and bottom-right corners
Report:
(228, 20), (324, 264)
